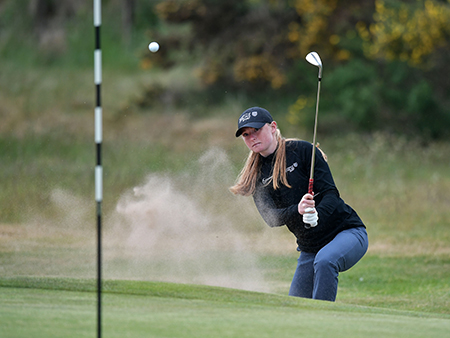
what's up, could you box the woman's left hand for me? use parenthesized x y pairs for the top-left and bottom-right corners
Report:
(303, 208), (318, 227)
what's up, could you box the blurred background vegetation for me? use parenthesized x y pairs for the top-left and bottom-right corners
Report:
(1, 0), (450, 138)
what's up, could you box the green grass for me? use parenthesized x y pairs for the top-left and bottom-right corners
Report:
(1, 277), (449, 338)
(338, 255), (450, 313)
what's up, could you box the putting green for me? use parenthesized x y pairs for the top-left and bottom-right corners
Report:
(1, 278), (449, 338)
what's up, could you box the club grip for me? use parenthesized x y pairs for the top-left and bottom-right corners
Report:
(308, 179), (314, 195)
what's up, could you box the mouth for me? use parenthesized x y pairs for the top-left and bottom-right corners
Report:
(252, 142), (261, 148)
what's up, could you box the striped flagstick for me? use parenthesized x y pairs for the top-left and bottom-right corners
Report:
(94, 1), (102, 337)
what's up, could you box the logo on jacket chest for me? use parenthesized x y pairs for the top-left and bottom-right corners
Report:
(261, 162), (298, 185)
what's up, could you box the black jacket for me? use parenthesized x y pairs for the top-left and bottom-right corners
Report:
(253, 140), (365, 253)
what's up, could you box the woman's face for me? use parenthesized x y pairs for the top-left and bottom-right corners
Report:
(241, 122), (278, 157)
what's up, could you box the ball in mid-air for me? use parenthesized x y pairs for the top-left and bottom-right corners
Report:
(148, 42), (159, 53)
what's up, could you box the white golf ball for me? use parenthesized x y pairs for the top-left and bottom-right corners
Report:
(148, 41), (159, 53)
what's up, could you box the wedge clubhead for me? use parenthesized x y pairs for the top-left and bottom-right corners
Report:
(306, 51), (323, 79)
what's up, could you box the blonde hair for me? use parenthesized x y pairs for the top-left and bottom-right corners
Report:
(230, 129), (291, 196)
(230, 130), (328, 196)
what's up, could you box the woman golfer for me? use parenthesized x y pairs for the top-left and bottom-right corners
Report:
(230, 107), (368, 301)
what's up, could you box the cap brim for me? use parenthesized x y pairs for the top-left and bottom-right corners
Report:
(235, 122), (267, 137)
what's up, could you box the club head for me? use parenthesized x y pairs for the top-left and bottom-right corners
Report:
(306, 52), (323, 78)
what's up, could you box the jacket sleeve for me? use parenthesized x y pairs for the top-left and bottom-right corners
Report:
(252, 186), (302, 228)
(310, 147), (340, 224)
(315, 189), (340, 224)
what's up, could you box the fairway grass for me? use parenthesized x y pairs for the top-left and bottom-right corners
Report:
(1, 277), (449, 338)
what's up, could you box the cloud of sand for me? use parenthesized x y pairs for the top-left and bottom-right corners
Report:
(9, 148), (293, 292)
(104, 148), (277, 292)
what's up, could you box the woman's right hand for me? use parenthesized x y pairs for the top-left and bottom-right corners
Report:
(298, 193), (315, 215)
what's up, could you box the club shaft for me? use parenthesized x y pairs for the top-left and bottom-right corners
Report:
(308, 77), (321, 194)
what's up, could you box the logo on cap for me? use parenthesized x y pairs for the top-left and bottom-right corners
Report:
(239, 112), (252, 123)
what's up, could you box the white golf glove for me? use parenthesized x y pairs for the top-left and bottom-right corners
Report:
(303, 207), (318, 228)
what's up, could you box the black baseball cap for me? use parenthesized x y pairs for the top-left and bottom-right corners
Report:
(235, 107), (274, 137)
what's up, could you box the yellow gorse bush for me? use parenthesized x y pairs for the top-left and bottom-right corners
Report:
(233, 55), (286, 89)
(357, 0), (450, 65)
(288, 0), (338, 57)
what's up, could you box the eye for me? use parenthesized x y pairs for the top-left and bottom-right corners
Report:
(242, 128), (259, 138)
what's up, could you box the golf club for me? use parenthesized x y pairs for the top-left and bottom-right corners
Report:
(304, 51), (322, 228)
(305, 51), (322, 196)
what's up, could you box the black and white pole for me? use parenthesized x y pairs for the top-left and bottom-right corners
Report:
(94, 1), (102, 338)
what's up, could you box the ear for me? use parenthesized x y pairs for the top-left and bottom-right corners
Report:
(270, 121), (277, 133)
